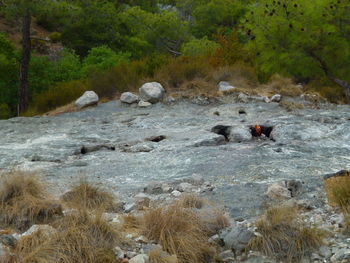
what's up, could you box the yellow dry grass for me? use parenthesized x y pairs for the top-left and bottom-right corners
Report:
(143, 203), (214, 263)
(249, 206), (324, 262)
(149, 248), (178, 263)
(61, 179), (116, 211)
(0, 171), (62, 231)
(324, 171), (350, 211)
(9, 211), (122, 263)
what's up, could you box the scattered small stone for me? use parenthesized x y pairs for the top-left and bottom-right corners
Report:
(271, 94), (282, 102)
(177, 182), (193, 192)
(129, 254), (149, 263)
(144, 182), (163, 195)
(138, 101), (152, 108)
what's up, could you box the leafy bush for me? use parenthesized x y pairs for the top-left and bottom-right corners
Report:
(28, 80), (88, 115)
(48, 32), (62, 43)
(181, 37), (219, 57)
(81, 46), (130, 77)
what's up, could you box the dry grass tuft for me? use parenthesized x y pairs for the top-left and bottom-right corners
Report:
(324, 172), (350, 211)
(62, 179), (116, 211)
(143, 204), (214, 263)
(177, 194), (206, 209)
(149, 248), (178, 263)
(11, 211), (122, 263)
(260, 74), (304, 97)
(249, 206), (324, 262)
(0, 172), (62, 231)
(279, 100), (305, 111)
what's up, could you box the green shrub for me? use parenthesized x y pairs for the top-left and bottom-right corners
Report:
(48, 32), (62, 43)
(28, 80), (88, 115)
(181, 37), (219, 57)
(81, 46), (130, 77)
(0, 103), (10, 119)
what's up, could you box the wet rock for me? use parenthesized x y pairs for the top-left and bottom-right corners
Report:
(218, 81), (235, 92)
(139, 82), (165, 103)
(228, 127), (252, 142)
(193, 133), (226, 147)
(129, 254), (149, 263)
(266, 182), (291, 200)
(138, 100), (152, 108)
(75, 91), (99, 109)
(271, 94), (282, 103)
(121, 92), (139, 104)
(222, 226), (255, 253)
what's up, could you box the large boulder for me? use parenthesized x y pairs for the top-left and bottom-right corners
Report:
(228, 127), (252, 142)
(75, 91), (99, 109)
(120, 92), (139, 104)
(139, 82), (165, 103)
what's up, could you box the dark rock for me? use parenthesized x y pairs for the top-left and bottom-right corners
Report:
(0, 235), (17, 248)
(145, 135), (166, 142)
(144, 182), (163, 195)
(323, 170), (350, 180)
(79, 145), (115, 155)
(211, 125), (231, 140)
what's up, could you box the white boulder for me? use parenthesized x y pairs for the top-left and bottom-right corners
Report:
(75, 91), (99, 109)
(139, 82), (165, 103)
(218, 81), (235, 92)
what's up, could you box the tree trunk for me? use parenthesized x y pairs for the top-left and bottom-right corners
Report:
(18, 9), (31, 114)
(307, 49), (350, 103)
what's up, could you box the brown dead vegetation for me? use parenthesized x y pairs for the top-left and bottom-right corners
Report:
(249, 206), (324, 262)
(61, 179), (116, 211)
(9, 211), (122, 263)
(0, 171), (62, 231)
(143, 202), (215, 263)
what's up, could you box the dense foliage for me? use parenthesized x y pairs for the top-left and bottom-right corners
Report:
(0, 0), (349, 118)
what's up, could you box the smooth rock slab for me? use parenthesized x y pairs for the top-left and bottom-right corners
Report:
(193, 133), (226, 147)
(75, 91), (99, 109)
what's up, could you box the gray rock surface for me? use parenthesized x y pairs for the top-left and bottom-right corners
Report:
(121, 92), (139, 104)
(223, 226), (255, 253)
(270, 94), (282, 102)
(75, 91), (99, 109)
(228, 126), (252, 142)
(139, 82), (165, 103)
(0, 99), (349, 220)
